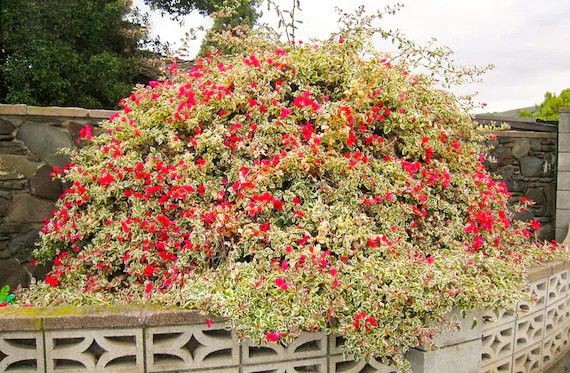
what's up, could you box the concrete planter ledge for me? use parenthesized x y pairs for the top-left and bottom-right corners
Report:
(0, 260), (569, 373)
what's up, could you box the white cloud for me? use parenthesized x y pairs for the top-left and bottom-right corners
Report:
(134, 0), (570, 113)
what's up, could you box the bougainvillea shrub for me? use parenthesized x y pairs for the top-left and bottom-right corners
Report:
(22, 30), (563, 368)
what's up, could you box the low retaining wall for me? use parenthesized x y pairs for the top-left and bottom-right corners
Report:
(0, 260), (568, 373)
(0, 104), (112, 290)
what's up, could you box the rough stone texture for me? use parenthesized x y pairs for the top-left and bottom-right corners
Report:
(8, 228), (39, 261)
(7, 194), (55, 223)
(0, 257), (30, 289)
(512, 138), (531, 159)
(484, 125), (558, 241)
(16, 122), (73, 167)
(0, 118), (16, 135)
(0, 139), (29, 155)
(29, 165), (62, 200)
(520, 155), (547, 177)
(0, 154), (41, 180)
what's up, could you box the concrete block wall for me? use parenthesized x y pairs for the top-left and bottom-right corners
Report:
(556, 109), (570, 241)
(1, 261), (568, 373)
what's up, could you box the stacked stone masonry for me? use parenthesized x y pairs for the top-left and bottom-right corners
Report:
(0, 104), (113, 289)
(0, 261), (568, 373)
(476, 115), (558, 241)
(0, 105), (562, 291)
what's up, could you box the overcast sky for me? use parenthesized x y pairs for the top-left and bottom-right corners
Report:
(134, 0), (569, 114)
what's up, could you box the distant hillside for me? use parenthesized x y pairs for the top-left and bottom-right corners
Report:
(483, 106), (538, 118)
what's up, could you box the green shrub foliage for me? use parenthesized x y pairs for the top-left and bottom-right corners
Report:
(24, 30), (562, 369)
(0, 0), (158, 108)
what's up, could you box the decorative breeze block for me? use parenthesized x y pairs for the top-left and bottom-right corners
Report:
(514, 312), (544, 353)
(517, 278), (547, 316)
(241, 357), (327, 373)
(481, 323), (515, 366)
(145, 323), (239, 372)
(547, 270), (568, 306)
(541, 327), (569, 370)
(44, 328), (143, 372)
(242, 332), (327, 365)
(0, 331), (44, 373)
(544, 298), (567, 337)
(512, 342), (542, 373)
(482, 307), (516, 331)
(480, 355), (512, 373)
(329, 354), (397, 373)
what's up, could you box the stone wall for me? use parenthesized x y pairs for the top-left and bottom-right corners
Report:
(1, 260), (568, 372)
(476, 116), (558, 241)
(0, 104), (113, 289)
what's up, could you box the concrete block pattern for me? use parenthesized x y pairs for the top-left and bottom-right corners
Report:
(44, 328), (143, 372)
(514, 312), (545, 353)
(480, 355), (513, 373)
(547, 270), (568, 305)
(407, 339), (482, 373)
(482, 307), (516, 331)
(558, 152), (570, 172)
(541, 327), (569, 370)
(241, 357), (327, 373)
(512, 342), (542, 373)
(481, 323), (515, 366)
(329, 334), (345, 355)
(544, 298), (567, 337)
(557, 171), (570, 190)
(329, 354), (397, 373)
(517, 277), (548, 315)
(242, 331), (327, 365)
(557, 191), (570, 210)
(145, 323), (239, 372)
(0, 331), (44, 372)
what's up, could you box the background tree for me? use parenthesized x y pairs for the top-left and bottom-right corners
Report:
(0, 0), (161, 109)
(520, 88), (570, 121)
(143, 0), (258, 23)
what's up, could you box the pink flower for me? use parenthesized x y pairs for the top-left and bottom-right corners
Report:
(79, 125), (93, 140)
(266, 332), (281, 342)
(426, 256), (435, 265)
(144, 283), (153, 294)
(259, 222), (271, 232)
(45, 275), (59, 287)
(98, 174), (115, 186)
(205, 318), (214, 328)
(275, 277), (288, 290)
(280, 107), (292, 118)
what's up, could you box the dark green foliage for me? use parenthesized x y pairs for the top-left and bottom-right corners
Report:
(144, 0), (260, 54)
(144, 0), (258, 22)
(0, 0), (158, 109)
(520, 89), (570, 121)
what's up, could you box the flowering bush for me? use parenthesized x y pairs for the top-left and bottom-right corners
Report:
(22, 28), (563, 369)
